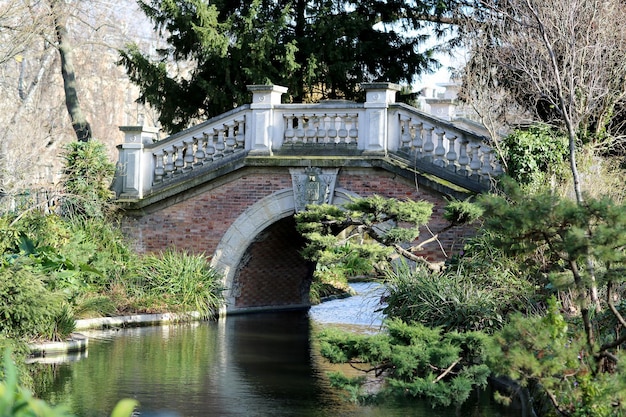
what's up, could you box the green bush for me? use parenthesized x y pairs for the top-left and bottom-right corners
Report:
(503, 124), (568, 190)
(318, 319), (491, 407)
(0, 265), (66, 340)
(128, 249), (224, 319)
(488, 297), (626, 416)
(383, 262), (506, 333)
(60, 140), (116, 220)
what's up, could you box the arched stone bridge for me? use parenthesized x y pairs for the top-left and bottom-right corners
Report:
(113, 83), (501, 315)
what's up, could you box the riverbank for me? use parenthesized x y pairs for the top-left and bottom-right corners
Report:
(28, 312), (203, 358)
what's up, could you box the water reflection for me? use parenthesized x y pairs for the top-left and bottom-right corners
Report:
(31, 283), (519, 417)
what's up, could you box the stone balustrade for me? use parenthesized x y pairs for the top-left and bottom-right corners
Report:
(115, 83), (502, 199)
(392, 103), (503, 180)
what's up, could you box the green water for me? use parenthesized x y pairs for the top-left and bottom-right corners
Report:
(31, 284), (522, 417)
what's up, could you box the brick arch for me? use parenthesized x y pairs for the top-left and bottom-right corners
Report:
(212, 187), (358, 314)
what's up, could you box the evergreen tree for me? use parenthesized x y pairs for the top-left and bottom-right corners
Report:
(119, 0), (458, 132)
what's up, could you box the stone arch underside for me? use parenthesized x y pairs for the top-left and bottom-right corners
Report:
(212, 187), (358, 314)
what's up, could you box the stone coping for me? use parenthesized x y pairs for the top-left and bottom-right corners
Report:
(28, 312), (202, 359)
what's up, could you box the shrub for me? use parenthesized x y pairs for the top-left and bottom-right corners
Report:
(503, 124), (568, 190)
(128, 249), (224, 319)
(383, 263), (506, 333)
(488, 297), (626, 416)
(0, 265), (65, 340)
(317, 319), (491, 407)
(60, 140), (116, 220)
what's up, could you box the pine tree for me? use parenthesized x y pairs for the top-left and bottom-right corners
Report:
(119, 0), (457, 132)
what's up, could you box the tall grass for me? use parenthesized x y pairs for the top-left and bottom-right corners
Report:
(383, 262), (505, 333)
(128, 249), (224, 319)
(383, 229), (543, 333)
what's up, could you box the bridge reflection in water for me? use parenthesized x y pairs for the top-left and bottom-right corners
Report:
(32, 283), (519, 417)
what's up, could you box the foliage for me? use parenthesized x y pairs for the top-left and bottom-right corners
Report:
(63, 218), (135, 289)
(60, 140), (116, 220)
(477, 180), (626, 412)
(120, 0), (454, 131)
(296, 196), (436, 299)
(0, 265), (65, 341)
(128, 249), (224, 319)
(382, 216), (548, 332)
(317, 319), (491, 407)
(488, 297), (626, 417)
(0, 349), (138, 417)
(383, 262), (506, 333)
(502, 125), (569, 190)
(296, 196), (433, 262)
(296, 195), (483, 303)
(442, 199), (484, 225)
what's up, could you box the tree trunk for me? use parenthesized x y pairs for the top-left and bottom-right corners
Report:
(53, 3), (92, 142)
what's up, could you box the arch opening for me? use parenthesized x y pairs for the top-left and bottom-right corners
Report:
(212, 187), (358, 314)
(233, 216), (312, 310)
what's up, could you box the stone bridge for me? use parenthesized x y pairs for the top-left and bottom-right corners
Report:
(113, 83), (501, 315)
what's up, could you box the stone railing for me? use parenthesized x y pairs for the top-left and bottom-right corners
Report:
(115, 83), (502, 199)
(391, 103), (503, 181)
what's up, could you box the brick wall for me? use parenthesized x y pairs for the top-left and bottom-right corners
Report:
(123, 169), (293, 255)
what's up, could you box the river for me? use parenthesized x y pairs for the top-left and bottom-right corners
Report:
(31, 282), (520, 416)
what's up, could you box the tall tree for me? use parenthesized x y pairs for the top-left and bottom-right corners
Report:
(0, 0), (153, 202)
(51, 0), (92, 142)
(119, 0), (460, 132)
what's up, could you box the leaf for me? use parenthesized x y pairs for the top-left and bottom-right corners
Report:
(109, 398), (139, 417)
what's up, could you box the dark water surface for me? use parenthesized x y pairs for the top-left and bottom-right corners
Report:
(32, 283), (520, 417)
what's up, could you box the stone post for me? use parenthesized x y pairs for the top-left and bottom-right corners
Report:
(424, 82), (459, 121)
(361, 82), (401, 154)
(114, 125), (159, 199)
(247, 84), (288, 155)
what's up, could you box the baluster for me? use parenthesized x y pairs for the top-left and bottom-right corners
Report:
(457, 136), (470, 175)
(174, 144), (185, 173)
(493, 156), (504, 176)
(348, 114), (358, 145)
(154, 150), (165, 183)
(411, 121), (423, 156)
(164, 147), (175, 177)
(469, 138), (482, 177)
(235, 118), (245, 149)
(284, 114), (295, 144)
(337, 115), (348, 144)
(305, 116), (316, 144)
(327, 114), (338, 144)
(317, 114), (328, 144)
(204, 132), (215, 161)
(480, 145), (494, 178)
(225, 123), (236, 153)
(434, 128), (446, 167)
(446, 133), (458, 171)
(422, 125), (435, 161)
(295, 115), (305, 143)
(214, 128), (225, 158)
(183, 139), (195, 171)
(400, 116), (412, 149)
(194, 135), (206, 165)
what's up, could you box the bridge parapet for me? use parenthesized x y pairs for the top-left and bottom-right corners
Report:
(390, 103), (503, 183)
(114, 83), (502, 200)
